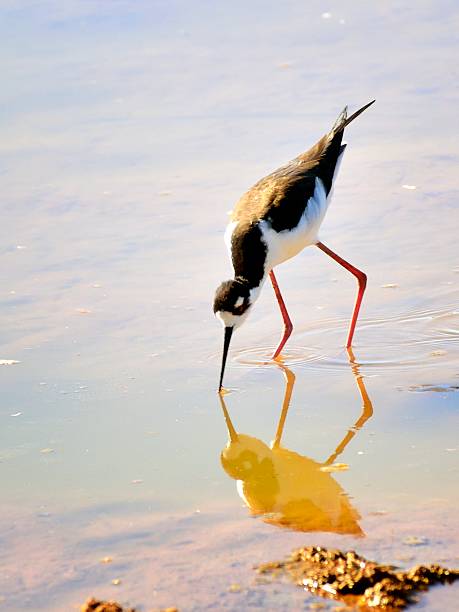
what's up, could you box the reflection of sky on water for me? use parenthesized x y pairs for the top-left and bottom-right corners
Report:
(1, 1), (459, 610)
(1, 0), (458, 517)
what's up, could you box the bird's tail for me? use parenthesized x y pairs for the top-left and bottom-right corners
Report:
(332, 100), (375, 133)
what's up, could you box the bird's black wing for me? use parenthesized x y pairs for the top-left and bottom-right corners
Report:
(231, 101), (374, 233)
(258, 128), (345, 232)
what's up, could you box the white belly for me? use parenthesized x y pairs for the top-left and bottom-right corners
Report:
(261, 177), (330, 270)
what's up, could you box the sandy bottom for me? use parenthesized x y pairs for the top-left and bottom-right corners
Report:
(1, 498), (458, 611)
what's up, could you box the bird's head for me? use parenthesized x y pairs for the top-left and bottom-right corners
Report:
(213, 278), (253, 391)
(213, 278), (253, 328)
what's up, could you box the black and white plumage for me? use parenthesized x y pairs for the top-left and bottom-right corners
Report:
(214, 101), (375, 391)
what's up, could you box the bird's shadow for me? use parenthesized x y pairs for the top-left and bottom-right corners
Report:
(218, 348), (373, 536)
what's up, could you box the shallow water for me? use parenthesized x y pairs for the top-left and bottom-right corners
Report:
(1, 1), (459, 610)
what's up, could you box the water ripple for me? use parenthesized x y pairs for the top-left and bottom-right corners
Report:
(232, 305), (459, 373)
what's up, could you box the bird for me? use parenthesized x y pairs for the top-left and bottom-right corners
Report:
(214, 101), (375, 391)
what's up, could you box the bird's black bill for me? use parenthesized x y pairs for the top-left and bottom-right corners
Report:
(218, 326), (234, 392)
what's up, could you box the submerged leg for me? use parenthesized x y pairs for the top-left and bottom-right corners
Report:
(269, 269), (293, 360)
(316, 241), (367, 348)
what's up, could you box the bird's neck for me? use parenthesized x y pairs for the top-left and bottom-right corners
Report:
(235, 272), (268, 306)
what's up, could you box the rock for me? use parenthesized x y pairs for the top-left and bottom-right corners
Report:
(256, 545), (459, 609)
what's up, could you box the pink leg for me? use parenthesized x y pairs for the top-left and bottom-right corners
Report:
(316, 241), (367, 347)
(269, 270), (293, 360)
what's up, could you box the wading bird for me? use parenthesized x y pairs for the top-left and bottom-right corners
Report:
(214, 101), (375, 391)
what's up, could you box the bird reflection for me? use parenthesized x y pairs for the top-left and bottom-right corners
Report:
(219, 349), (373, 536)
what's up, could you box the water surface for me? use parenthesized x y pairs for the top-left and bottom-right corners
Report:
(1, 1), (458, 610)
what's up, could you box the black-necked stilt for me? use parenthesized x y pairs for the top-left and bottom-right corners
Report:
(214, 101), (375, 391)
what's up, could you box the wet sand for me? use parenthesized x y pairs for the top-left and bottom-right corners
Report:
(1, 500), (458, 610)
